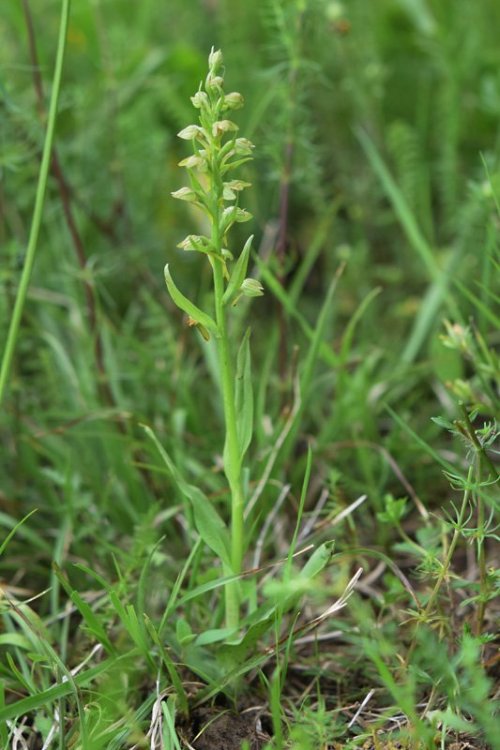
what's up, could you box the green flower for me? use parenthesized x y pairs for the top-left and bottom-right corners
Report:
(177, 235), (212, 254)
(240, 278), (264, 297)
(177, 124), (203, 141)
(223, 92), (244, 110)
(171, 187), (198, 202)
(212, 120), (239, 138)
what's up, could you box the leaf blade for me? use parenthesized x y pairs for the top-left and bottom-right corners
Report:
(142, 424), (231, 566)
(164, 264), (218, 336)
(235, 328), (253, 460)
(222, 235), (253, 306)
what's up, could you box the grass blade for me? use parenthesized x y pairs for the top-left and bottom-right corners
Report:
(0, 0), (71, 407)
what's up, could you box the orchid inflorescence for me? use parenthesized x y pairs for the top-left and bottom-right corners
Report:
(166, 46), (263, 338)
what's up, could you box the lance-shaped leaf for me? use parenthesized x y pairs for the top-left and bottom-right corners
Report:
(300, 541), (335, 580)
(222, 235), (253, 306)
(164, 264), (218, 337)
(235, 328), (253, 460)
(142, 424), (231, 567)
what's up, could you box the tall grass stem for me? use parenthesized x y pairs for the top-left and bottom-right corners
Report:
(0, 0), (71, 409)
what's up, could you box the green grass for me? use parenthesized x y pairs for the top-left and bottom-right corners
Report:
(1, 1), (499, 749)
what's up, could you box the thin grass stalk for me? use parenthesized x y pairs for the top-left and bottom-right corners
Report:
(0, 0), (71, 409)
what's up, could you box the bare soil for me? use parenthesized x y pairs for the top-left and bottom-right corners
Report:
(178, 704), (271, 750)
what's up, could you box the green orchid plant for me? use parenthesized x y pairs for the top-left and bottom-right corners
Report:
(166, 48), (263, 629)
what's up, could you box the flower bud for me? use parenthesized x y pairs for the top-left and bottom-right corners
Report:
(233, 208), (252, 222)
(223, 185), (237, 200)
(178, 154), (205, 170)
(212, 120), (239, 138)
(205, 74), (224, 92)
(240, 278), (264, 297)
(234, 137), (255, 155)
(208, 47), (223, 70)
(224, 92), (244, 110)
(177, 235), (211, 253)
(220, 206), (252, 232)
(222, 181), (250, 200)
(177, 125), (203, 141)
(225, 180), (251, 191)
(190, 91), (209, 109)
(171, 187), (198, 202)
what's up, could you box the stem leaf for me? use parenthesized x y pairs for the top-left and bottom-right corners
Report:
(164, 264), (218, 337)
(235, 328), (253, 461)
(222, 235), (254, 306)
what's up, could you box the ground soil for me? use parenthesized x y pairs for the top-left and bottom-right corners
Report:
(179, 704), (271, 750)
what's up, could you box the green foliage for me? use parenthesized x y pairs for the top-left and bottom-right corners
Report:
(1, 0), (499, 747)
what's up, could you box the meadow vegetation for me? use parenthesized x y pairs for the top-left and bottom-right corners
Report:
(0, 1), (499, 748)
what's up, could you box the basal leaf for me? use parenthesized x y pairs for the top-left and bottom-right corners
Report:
(142, 424), (230, 566)
(216, 615), (274, 669)
(195, 627), (236, 646)
(189, 488), (231, 567)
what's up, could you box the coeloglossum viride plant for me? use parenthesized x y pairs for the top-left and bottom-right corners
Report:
(165, 47), (263, 631)
(150, 50), (337, 694)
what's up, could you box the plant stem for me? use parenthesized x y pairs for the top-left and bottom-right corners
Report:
(405, 465), (474, 665)
(475, 492), (487, 637)
(424, 464), (474, 617)
(0, 0), (71, 409)
(212, 208), (245, 630)
(459, 406), (496, 635)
